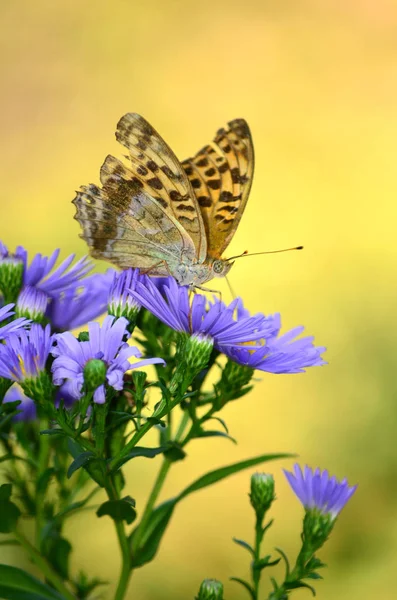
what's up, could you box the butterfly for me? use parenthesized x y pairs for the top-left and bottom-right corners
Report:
(73, 113), (254, 287)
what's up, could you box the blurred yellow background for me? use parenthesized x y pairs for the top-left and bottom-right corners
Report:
(1, 0), (396, 598)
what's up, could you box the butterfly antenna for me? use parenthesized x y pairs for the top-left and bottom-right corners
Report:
(225, 275), (236, 300)
(226, 246), (303, 262)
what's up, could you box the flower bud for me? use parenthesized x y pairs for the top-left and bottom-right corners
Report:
(0, 256), (24, 304)
(83, 359), (107, 392)
(185, 333), (214, 372)
(108, 270), (141, 329)
(250, 473), (275, 519)
(196, 579), (224, 600)
(16, 286), (48, 323)
(21, 372), (54, 407)
(302, 508), (334, 555)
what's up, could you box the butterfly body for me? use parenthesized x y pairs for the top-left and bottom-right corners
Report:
(73, 113), (254, 286)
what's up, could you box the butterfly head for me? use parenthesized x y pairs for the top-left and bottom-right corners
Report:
(211, 258), (233, 278)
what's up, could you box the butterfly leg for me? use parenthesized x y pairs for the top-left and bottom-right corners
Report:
(192, 285), (222, 300)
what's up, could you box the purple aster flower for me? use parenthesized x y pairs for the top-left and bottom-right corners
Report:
(0, 303), (30, 341)
(51, 315), (165, 404)
(3, 383), (36, 422)
(128, 276), (275, 350)
(46, 269), (115, 332)
(0, 324), (53, 383)
(108, 269), (142, 323)
(225, 323), (326, 374)
(284, 464), (357, 520)
(0, 242), (93, 298)
(128, 276), (325, 373)
(16, 286), (48, 323)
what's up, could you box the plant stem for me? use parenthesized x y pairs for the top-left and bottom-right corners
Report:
(131, 458), (172, 555)
(253, 516), (263, 598)
(35, 419), (50, 547)
(105, 479), (132, 600)
(13, 530), (76, 600)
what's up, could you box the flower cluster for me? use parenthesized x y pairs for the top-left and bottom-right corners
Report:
(128, 274), (326, 374)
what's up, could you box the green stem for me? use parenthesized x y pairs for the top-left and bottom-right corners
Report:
(253, 516), (263, 598)
(105, 479), (132, 600)
(36, 419), (50, 547)
(131, 458), (172, 555)
(13, 530), (76, 600)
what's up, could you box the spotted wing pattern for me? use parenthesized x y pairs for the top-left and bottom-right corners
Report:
(115, 113), (207, 262)
(73, 159), (197, 275)
(181, 118), (254, 258)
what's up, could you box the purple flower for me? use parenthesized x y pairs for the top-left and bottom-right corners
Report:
(128, 276), (325, 373)
(108, 269), (141, 322)
(0, 242), (93, 298)
(51, 315), (165, 404)
(0, 324), (53, 383)
(128, 276), (275, 349)
(0, 304), (30, 341)
(46, 269), (115, 331)
(284, 464), (357, 519)
(225, 323), (326, 374)
(3, 384), (36, 422)
(16, 286), (48, 322)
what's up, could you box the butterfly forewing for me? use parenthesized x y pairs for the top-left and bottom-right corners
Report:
(115, 113), (207, 262)
(181, 118), (254, 258)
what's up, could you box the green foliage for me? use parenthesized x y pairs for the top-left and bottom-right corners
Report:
(0, 484), (21, 533)
(97, 497), (137, 524)
(0, 564), (65, 600)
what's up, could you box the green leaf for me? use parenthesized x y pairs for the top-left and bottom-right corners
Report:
(41, 533), (72, 581)
(179, 453), (292, 501)
(163, 442), (186, 462)
(196, 430), (237, 444)
(37, 468), (56, 495)
(67, 440), (105, 487)
(0, 500), (21, 534)
(306, 572), (323, 580)
(275, 547), (291, 578)
(130, 452), (291, 568)
(0, 484), (12, 501)
(230, 577), (256, 599)
(110, 446), (166, 472)
(232, 538), (255, 557)
(0, 564), (65, 600)
(67, 451), (96, 479)
(130, 500), (175, 567)
(39, 429), (66, 436)
(97, 498), (137, 524)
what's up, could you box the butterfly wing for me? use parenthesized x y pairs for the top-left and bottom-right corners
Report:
(115, 113), (207, 262)
(73, 157), (197, 275)
(181, 118), (254, 258)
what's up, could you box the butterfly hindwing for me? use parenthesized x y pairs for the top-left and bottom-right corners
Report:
(73, 157), (197, 274)
(115, 113), (207, 262)
(181, 118), (254, 258)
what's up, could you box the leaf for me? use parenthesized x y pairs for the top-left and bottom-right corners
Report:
(97, 499), (137, 524)
(67, 451), (96, 479)
(67, 440), (105, 487)
(306, 572), (323, 580)
(206, 416), (229, 433)
(129, 452), (291, 568)
(232, 538), (255, 557)
(163, 442), (186, 462)
(130, 500), (175, 567)
(0, 564), (65, 600)
(275, 547), (291, 578)
(37, 468), (56, 495)
(41, 533), (72, 581)
(39, 429), (66, 436)
(0, 500), (21, 534)
(0, 484), (12, 501)
(230, 577), (256, 600)
(196, 430), (237, 444)
(286, 581), (316, 596)
(179, 453), (292, 501)
(110, 446), (166, 472)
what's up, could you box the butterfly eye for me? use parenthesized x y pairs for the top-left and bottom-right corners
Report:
(212, 260), (225, 275)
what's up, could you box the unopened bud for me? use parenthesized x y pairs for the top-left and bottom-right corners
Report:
(185, 333), (214, 372)
(16, 286), (48, 323)
(0, 257), (24, 304)
(83, 359), (107, 392)
(250, 473), (275, 519)
(196, 579), (224, 600)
